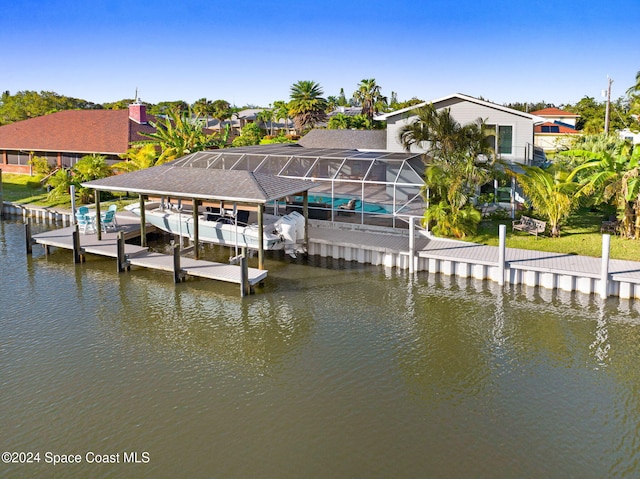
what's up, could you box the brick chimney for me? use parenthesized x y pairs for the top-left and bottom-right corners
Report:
(129, 101), (147, 124)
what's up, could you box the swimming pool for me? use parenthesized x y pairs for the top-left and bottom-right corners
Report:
(286, 195), (394, 214)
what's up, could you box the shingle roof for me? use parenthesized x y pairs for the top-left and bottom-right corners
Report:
(0, 109), (156, 154)
(530, 107), (579, 118)
(298, 129), (387, 150)
(82, 162), (313, 204)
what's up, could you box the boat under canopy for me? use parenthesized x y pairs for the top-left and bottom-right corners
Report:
(82, 164), (314, 269)
(125, 201), (306, 256)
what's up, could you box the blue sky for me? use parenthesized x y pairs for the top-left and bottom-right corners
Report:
(1, 0), (638, 108)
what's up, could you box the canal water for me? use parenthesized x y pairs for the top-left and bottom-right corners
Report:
(2, 218), (640, 478)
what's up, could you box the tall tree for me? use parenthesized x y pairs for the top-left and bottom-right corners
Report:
(399, 104), (497, 237)
(0, 90), (91, 125)
(288, 80), (328, 132)
(627, 70), (640, 117)
(567, 145), (640, 238)
(272, 100), (291, 134)
(210, 99), (232, 131)
(352, 78), (387, 121)
(192, 98), (213, 120)
(143, 108), (225, 163)
(511, 164), (580, 237)
(111, 144), (159, 173)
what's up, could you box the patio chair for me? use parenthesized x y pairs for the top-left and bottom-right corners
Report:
(100, 210), (117, 232)
(76, 212), (96, 234)
(107, 204), (118, 226)
(337, 198), (357, 216)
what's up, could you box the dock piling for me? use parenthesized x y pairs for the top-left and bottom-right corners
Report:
(600, 234), (611, 298)
(173, 244), (183, 283)
(25, 219), (32, 255)
(240, 247), (250, 297)
(117, 231), (129, 272)
(498, 224), (506, 286)
(72, 225), (82, 263)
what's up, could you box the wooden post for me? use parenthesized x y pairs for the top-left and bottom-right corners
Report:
(139, 194), (147, 247)
(240, 247), (249, 297)
(258, 203), (265, 270)
(600, 234), (610, 299)
(72, 224), (82, 264)
(117, 231), (127, 272)
(25, 219), (32, 255)
(95, 190), (102, 240)
(498, 224), (506, 286)
(173, 244), (182, 283)
(409, 216), (415, 274)
(303, 191), (309, 251)
(192, 198), (199, 259)
(70, 185), (76, 225)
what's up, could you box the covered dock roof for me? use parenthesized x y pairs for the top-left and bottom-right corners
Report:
(82, 160), (314, 203)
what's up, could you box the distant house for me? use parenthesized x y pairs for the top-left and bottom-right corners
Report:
(375, 93), (545, 164)
(205, 108), (294, 137)
(619, 128), (640, 145)
(530, 107), (581, 150)
(0, 102), (156, 174)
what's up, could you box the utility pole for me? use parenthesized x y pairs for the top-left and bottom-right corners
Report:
(604, 76), (613, 134)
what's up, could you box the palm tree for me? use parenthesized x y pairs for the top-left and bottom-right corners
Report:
(568, 145), (640, 238)
(210, 99), (232, 132)
(627, 71), (640, 116)
(255, 108), (274, 136)
(143, 108), (223, 163)
(400, 104), (497, 237)
(192, 98), (212, 122)
(72, 154), (113, 203)
(352, 78), (387, 122)
(112, 144), (159, 173)
(272, 100), (291, 135)
(288, 80), (327, 132)
(512, 164), (580, 237)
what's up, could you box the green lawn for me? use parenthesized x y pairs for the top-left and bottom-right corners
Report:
(1, 172), (129, 210)
(1, 172), (53, 204)
(466, 207), (640, 261)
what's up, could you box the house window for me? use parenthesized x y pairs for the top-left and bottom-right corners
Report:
(498, 126), (513, 155)
(484, 124), (497, 151)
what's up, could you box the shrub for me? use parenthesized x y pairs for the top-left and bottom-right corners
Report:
(29, 155), (53, 176)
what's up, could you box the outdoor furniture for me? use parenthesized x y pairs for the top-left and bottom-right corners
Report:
(76, 212), (96, 234)
(100, 210), (117, 232)
(601, 220), (619, 234)
(512, 215), (546, 238)
(107, 204), (118, 227)
(337, 198), (357, 216)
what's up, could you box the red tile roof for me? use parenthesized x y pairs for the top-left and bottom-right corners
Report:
(530, 107), (579, 118)
(534, 122), (580, 134)
(0, 109), (156, 154)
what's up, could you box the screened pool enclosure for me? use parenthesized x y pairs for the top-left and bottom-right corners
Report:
(171, 145), (427, 228)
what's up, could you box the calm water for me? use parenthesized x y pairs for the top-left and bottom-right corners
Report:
(2, 218), (640, 478)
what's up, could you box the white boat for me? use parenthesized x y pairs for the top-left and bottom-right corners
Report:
(125, 201), (306, 255)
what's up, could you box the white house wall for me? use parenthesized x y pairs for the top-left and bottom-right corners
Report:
(385, 98), (535, 164)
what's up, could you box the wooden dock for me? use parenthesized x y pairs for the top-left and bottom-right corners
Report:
(30, 212), (267, 295)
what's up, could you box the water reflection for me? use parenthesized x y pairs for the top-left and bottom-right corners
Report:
(5, 218), (640, 477)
